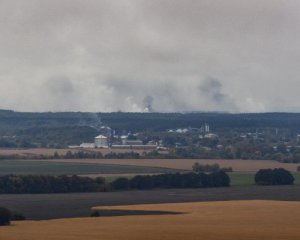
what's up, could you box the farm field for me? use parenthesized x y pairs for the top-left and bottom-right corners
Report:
(1, 185), (300, 220)
(0, 160), (178, 176)
(1, 200), (300, 240)
(1, 159), (299, 186)
(1, 148), (299, 172)
(38, 158), (300, 172)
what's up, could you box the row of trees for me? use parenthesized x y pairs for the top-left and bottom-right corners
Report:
(111, 171), (230, 190)
(0, 175), (106, 194)
(60, 151), (141, 159)
(0, 172), (230, 194)
(0, 150), (142, 160)
(0, 168), (295, 194)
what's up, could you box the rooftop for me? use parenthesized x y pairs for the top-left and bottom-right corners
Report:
(95, 135), (108, 139)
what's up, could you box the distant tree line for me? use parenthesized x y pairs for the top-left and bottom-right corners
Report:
(0, 175), (106, 194)
(255, 168), (294, 185)
(2, 110), (300, 132)
(0, 172), (230, 194)
(0, 146), (300, 163)
(111, 171), (230, 190)
(0, 150), (141, 160)
(0, 168), (296, 195)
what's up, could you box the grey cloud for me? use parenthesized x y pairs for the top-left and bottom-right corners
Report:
(200, 78), (225, 103)
(199, 77), (238, 112)
(0, 0), (299, 112)
(43, 76), (79, 111)
(46, 77), (75, 96)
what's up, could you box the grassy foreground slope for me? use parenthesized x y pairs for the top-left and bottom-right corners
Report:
(1, 201), (300, 240)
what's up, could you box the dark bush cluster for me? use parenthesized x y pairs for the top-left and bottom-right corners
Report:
(0, 208), (11, 226)
(0, 207), (26, 226)
(255, 168), (294, 185)
(91, 211), (100, 217)
(111, 171), (230, 190)
(0, 175), (106, 194)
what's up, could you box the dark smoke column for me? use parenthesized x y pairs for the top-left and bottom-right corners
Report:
(143, 96), (154, 112)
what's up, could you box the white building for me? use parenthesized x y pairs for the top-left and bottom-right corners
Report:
(94, 135), (109, 148)
(79, 143), (95, 148)
(121, 135), (128, 145)
(202, 123), (210, 133)
(204, 133), (218, 139)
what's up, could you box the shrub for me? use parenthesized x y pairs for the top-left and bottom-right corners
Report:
(0, 208), (11, 226)
(255, 168), (294, 185)
(91, 211), (100, 217)
(11, 212), (26, 221)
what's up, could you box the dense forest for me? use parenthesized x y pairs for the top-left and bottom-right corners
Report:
(1, 110), (300, 147)
(2, 110), (300, 132)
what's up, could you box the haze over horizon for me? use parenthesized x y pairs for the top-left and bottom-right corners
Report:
(0, 0), (299, 113)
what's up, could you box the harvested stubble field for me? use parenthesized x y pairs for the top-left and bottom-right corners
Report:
(40, 158), (300, 172)
(1, 200), (300, 240)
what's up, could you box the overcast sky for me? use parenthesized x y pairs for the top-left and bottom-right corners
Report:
(0, 0), (299, 112)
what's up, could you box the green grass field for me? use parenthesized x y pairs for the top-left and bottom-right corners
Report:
(0, 160), (178, 176)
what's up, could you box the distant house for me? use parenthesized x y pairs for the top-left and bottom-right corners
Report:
(94, 135), (109, 148)
(121, 135), (128, 145)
